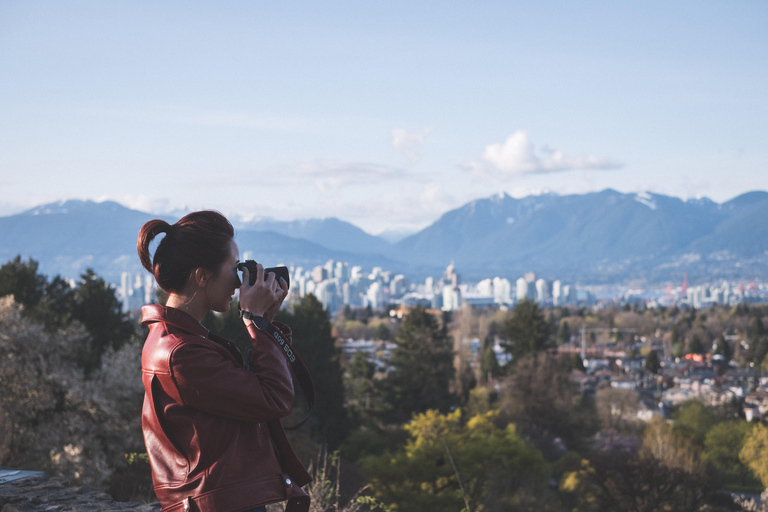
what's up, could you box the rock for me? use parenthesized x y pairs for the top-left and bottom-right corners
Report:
(0, 474), (160, 512)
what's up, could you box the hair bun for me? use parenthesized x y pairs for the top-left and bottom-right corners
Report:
(137, 219), (173, 273)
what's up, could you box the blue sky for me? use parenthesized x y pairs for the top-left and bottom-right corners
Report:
(1, 1), (766, 234)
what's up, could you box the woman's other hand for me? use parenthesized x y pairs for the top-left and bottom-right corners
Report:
(262, 276), (289, 321)
(239, 263), (284, 320)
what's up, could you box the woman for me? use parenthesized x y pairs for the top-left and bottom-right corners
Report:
(137, 210), (310, 512)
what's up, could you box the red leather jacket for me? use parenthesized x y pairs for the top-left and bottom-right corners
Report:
(140, 305), (311, 512)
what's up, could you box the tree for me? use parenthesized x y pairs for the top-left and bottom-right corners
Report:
(642, 416), (704, 474)
(713, 334), (732, 361)
(71, 269), (136, 374)
(0, 259), (136, 374)
(557, 320), (571, 345)
(382, 307), (456, 423)
(275, 294), (350, 449)
(703, 420), (755, 485)
(0, 296), (146, 493)
(752, 317), (766, 338)
(687, 334), (706, 355)
(0, 257), (73, 330)
(571, 354), (586, 372)
(480, 342), (501, 380)
(740, 423), (768, 488)
(360, 409), (548, 512)
(645, 349), (661, 374)
(498, 299), (550, 363)
(673, 401), (717, 448)
(37, 275), (75, 330)
(563, 449), (716, 512)
(499, 353), (598, 452)
(746, 317), (768, 365)
(596, 388), (639, 432)
(344, 351), (382, 427)
(671, 325), (680, 345)
(202, 299), (252, 354)
(0, 256), (47, 309)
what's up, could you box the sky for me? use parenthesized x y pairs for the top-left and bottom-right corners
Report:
(1, 1), (766, 235)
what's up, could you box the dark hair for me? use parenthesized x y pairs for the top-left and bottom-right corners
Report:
(137, 210), (235, 293)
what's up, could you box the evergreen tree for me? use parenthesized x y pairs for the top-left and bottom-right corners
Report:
(557, 319), (571, 345)
(37, 275), (75, 330)
(746, 317), (768, 366)
(202, 299), (252, 356)
(275, 294), (349, 449)
(498, 299), (551, 363)
(752, 317), (766, 338)
(71, 269), (136, 374)
(383, 306), (456, 423)
(687, 334), (705, 355)
(0, 256), (47, 311)
(344, 351), (382, 427)
(670, 325), (680, 346)
(0, 258), (135, 373)
(713, 334), (732, 361)
(481, 342), (501, 380)
(645, 349), (661, 374)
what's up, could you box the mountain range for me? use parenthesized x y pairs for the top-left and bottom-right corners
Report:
(1, 189), (767, 286)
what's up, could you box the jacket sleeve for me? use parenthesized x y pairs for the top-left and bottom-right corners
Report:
(169, 328), (294, 423)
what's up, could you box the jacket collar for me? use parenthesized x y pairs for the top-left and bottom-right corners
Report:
(141, 304), (209, 338)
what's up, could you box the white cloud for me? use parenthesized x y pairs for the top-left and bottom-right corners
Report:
(287, 159), (412, 191)
(101, 195), (176, 214)
(326, 185), (462, 234)
(390, 127), (432, 163)
(466, 130), (622, 177)
(225, 159), (414, 192)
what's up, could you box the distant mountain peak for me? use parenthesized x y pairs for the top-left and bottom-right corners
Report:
(22, 199), (116, 216)
(490, 191), (510, 203)
(634, 191), (658, 210)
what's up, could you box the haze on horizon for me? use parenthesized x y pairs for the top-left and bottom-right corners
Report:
(1, 1), (766, 235)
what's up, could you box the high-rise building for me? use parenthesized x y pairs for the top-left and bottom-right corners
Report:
(315, 280), (340, 313)
(334, 261), (349, 280)
(476, 278), (493, 296)
(366, 281), (384, 309)
(144, 275), (154, 304)
(516, 277), (528, 301)
(552, 280), (562, 306)
(391, 275), (408, 296)
(442, 286), (461, 311)
(493, 277), (512, 304)
(443, 263), (459, 288)
(311, 265), (328, 283)
(535, 278), (550, 302)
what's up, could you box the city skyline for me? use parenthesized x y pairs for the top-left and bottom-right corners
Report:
(1, 1), (766, 234)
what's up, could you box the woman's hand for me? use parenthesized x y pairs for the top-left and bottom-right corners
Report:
(263, 276), (289, 321)
(239, 263), (285, 321)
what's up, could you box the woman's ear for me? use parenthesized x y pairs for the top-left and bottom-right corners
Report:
(193, 268), (209, 287)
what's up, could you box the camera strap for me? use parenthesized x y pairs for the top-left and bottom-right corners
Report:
(207, 322), (315, 431)
(255, 322), (315, 431)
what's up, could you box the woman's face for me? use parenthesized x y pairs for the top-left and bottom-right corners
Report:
(205, 239), (241, 313)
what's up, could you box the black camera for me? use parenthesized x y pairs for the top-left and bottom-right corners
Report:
(237, 260), (290, 288)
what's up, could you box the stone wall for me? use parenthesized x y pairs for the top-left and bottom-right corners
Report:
(0, 474), (160, 512)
